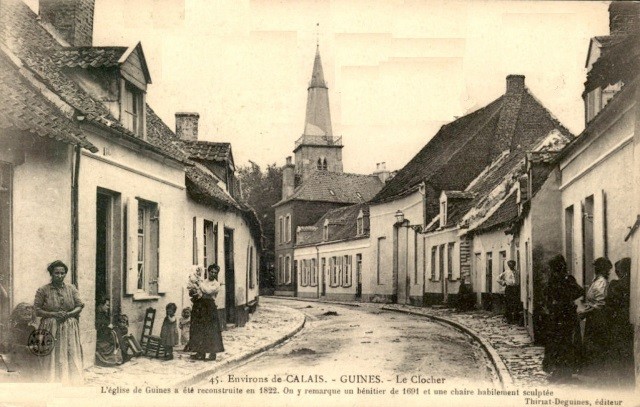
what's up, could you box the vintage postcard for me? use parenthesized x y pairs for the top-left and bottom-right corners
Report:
(0, 0), (639, 406)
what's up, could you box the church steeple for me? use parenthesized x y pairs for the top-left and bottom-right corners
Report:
(308, 46), (328, 90)
(303, 45), (333, 138)
(293, 44), (343, 180)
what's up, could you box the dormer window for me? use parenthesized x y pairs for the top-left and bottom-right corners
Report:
(356, 210), (364, 236)
(122, 81), (144, 137)
(440, 199), (447, 227)
(323, 219), (329, 241)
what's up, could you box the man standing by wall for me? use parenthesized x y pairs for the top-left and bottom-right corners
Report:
(499, 260), (521, 324)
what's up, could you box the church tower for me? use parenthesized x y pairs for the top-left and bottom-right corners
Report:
(293, 46), (343, 181)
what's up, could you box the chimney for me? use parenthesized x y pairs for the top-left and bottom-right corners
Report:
(175, 112), (200, 141)
(495, 75), (525, 152)
(609, 1), (640, 36)
(282, 156), (295, 200)
(373, 162), (391, 183)
(40, 0), (95, 47)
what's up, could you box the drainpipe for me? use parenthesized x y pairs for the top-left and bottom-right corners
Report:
(71, 144), (81, 287)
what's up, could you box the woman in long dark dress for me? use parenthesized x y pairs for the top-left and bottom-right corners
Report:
(542, 254), (583, 383)
(189, 264), (225, 361)
(579, 257), (612, 378)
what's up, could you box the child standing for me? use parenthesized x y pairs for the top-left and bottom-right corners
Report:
(179, 307), (191, 351)
(160, 303), (179, 360)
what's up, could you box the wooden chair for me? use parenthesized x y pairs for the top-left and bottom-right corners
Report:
(140, 307), (167, 358)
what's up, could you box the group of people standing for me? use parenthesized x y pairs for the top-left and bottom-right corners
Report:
(542, 254), (633, 386)
(4, 260), (226, 383)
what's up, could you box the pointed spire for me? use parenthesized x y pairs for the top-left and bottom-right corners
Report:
(309, 45), (327, 89)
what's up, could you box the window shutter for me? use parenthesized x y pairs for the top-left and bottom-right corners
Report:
(150, 205), (161, 294)
(125, 198), (138, 294)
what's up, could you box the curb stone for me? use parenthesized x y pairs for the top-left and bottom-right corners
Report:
(381, 306), (515, 389)
(171, 313), (307, 388)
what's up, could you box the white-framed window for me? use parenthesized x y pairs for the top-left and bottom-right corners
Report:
(311, 258), (317, 287)
(285, 214), (291, 242)
(329, 257), (337, 287)
(122, 81), (144, 137)
(343, 255), (352, 287)
(323, 219), (329, 241)
(278, 216), (284, 244)
(278, 255), (283, 284)
(136, 199), (159, 294)
(440, 199), (447, 227)
(356, 210), (364, 236)
(285, 256), (291, 284)
(300, 260), (307, 287)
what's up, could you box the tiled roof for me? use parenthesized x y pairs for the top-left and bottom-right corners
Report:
(185, 164), (242, 210)
(296, 203), (368, 246)
(145, 105), (191, 161)
(443, 191), (475, 200)
(472, 191), (518, 235)
(585, 32), (640, 95)
(181, 140), (231, 163)
(48, 47), (128, 69)
(274, 172), (384, 207)
(371, 97), (504, 203)
(0, 0), (176, 162)
(0, 49), (97, 152)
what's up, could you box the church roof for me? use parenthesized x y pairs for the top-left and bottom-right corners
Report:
(301, 46), (333, 139)
(273, 171), (383, 207)
(309, 46), (327, 89)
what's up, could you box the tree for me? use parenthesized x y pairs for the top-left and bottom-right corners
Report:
(237, 161), (282, 293)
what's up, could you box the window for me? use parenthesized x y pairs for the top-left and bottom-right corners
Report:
(248, 246), (255, 289)
(330, 257), (337, 286)
(122, 82), (143, 137)
(323, 219), (329, 241)
(447, 242), (455, 280)
(317, 157), (328, 171)
(311, 258), (317, 287)
(299, 260), (305, 286)
(285, 215), (291, 242)
(376, 237), (385, 284)
(278, 255), (283, 284)
(486, 252), (493, 293)
(499, 251), (507, 283)
(136, 200), (159, 294)
(279, 216), (284, 244)
(430, 246), (437, 280)
(414, 231), (419, 283)
(285, 256), (291, 285)
(438, 245), (445, 282)
(343, 255), (352, 287)
(203, 220), (217, 268)
(356, 211), (364, 236)
(440, 200), (447, 227)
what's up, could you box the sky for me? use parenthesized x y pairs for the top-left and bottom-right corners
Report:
(28, 0), (611, 174)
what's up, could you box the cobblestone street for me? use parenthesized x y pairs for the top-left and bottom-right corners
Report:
(382, 304), (548, 387)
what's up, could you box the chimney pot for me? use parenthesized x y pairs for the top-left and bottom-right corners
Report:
(506, 75), (525, 94)
(175, 112), (200, 141)
(40, 0), (96, 46)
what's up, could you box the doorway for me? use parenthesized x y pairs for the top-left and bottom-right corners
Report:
(355, 254), (362, 299)
(95, 190), (122, 324)
(224, 228), (235, 324)
(582, 196), (595, 287)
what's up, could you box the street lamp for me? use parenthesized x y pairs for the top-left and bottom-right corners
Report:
(395, 210), (422, 233)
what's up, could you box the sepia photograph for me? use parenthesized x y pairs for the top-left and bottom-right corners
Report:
(0, 0), (638, 406)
